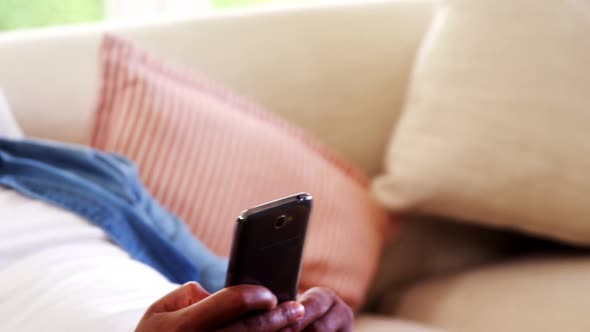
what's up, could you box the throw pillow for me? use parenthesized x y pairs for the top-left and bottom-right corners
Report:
(373, 0), (590, 244)
(91, 34), (393, 308)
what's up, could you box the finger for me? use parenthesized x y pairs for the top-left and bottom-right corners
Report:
(216, 301), (305, 332)
(175, 285), (277, 331)
(304, 300), (354, 332)
(147, 282), (210, 314)
(287, 287), (336, 332)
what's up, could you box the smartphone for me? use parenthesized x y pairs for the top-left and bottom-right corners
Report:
(225, 193), (312, 303)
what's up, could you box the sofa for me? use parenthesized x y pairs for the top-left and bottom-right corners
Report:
(0, 0), (441, 330)
(3, 0), (589, 331)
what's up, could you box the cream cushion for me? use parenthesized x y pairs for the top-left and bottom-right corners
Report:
(373, 0), (590, 243)
(395, 254), (590, 332)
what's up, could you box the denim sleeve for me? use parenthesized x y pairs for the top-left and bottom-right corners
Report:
(101, 151), (229, 291)
(141, 188), (229, 292)
(0, 138), (227, 292)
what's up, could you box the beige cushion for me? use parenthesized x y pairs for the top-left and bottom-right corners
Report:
(373, 0), (590, 243)
(355, 315), (443, 332)
(395, 255), (590, 332)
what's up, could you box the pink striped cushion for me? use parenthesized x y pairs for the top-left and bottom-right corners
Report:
(91, 35), (394, 308)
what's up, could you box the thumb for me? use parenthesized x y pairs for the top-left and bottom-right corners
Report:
(148, 282), (210, 313)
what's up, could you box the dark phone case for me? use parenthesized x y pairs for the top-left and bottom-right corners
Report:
(225, 193), (312, 303)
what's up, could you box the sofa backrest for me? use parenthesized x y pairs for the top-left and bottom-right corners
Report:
(0, 0), (436, 176)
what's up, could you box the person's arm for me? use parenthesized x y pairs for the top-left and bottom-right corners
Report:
(135, 282), (353, 332)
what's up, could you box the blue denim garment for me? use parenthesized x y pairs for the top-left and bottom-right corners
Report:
(0, 138), (227, 292)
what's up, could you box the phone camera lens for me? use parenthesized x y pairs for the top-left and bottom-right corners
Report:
(274, 215), (288, 229)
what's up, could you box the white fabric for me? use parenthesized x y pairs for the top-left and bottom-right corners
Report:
(0, 243), (176, 332)
(0, 0), (436, 176)
(0, 187), (176, 331)
(0, 187), (109, 270)
(0, 92), (23, 138)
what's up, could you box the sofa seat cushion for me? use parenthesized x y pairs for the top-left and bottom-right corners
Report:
(395, 254), (590, 332)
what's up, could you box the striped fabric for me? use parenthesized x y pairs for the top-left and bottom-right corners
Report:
(91, 34), (394, 308)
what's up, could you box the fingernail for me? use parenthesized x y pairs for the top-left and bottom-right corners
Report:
(289, 302), (305, 320)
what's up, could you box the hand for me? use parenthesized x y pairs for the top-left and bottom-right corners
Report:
(286, 287), (354, 332)
(135, 282), (305, 332)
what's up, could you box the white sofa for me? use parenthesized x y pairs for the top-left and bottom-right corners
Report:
(0, 0), (441, 330)
(0, 0), (436, 177)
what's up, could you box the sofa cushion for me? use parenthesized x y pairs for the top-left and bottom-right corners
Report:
(90, 34), (393, 308)
(355, 315), (443, 332)
(373, 0), (590, 244)
(395, 254), (590, 332)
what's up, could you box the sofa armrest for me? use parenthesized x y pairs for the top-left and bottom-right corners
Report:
(0, 0), (436, 175)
